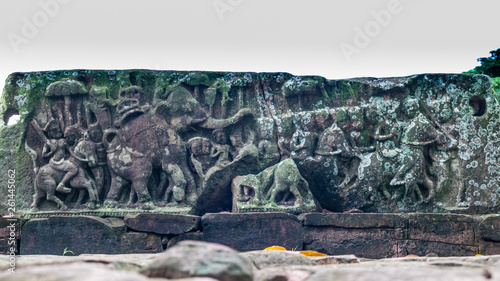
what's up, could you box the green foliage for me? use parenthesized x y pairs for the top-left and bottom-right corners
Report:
(466, 48), (500, 99)
(492, 77), (500, 103)
(63, 247), (75, 256)
(474, 49), (500, 77)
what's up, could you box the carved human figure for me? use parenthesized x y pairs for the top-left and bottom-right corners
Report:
(315, 121), (354, 189)
(155, 85), (256, 202)
(187, 137), (215, 182)
(350, 106), (400, 201)
(87, 123), (107, 200)
(257, 118), (280, 170)
(340, 107), (376, 192)
(42, 120), (78, 194)
(289, 114), (316, 159)
(390, 98), (444, 203)
(31, 120), (99, 210)
(211, 129), (231, 166)
(63, 124), (100, 208)
(426, 100), (464, 206)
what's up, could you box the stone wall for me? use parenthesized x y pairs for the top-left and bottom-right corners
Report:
(2, 212), (499, 258)
(1, 70), (500, 216)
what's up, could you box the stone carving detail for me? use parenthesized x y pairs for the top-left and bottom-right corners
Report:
(2, 70), (500, 215)
(231, 159), (320, 214)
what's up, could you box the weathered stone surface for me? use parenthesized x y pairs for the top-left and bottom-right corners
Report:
(2, 70), (500, 216)
(167, 231), (205, 248)
(254, 267), (314, 281)
(0, 253), (162, 271)
(124, 213), (200, 235)
(0, 218), (20, 254)
(232, 159), (321, 214)
(20, 216), (162, 255)
(0, 262), (151, 281)
(2, 252), (500, 281)
(241, 250), (314, 269)
(141, 240), (254, 281)
(478, 241), (500, 255)
(479, 215), (500, 242)
(0, 218), (21, 238)
(309, 255), (359, 265)
(408, 214), (475, 245)
(305, 264), (500, 281)
(299, 213), (407, 228)
(202, 212), (303, 251)
(303, 227), (403, 258)
(398, 240), (478, 257)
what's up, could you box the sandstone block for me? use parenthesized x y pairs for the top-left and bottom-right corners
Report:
(124, 213), (200, 235)
(202, 212), (303, 251)
(20, 216), (162, 255)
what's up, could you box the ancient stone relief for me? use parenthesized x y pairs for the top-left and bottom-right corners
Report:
(2, 70), (499, 215)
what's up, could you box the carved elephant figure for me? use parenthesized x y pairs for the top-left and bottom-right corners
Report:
(102, 128), (154, 207)
(104, 102), (192, 206)
(231, 158), (320, 213)
(261, 158), (314, 206)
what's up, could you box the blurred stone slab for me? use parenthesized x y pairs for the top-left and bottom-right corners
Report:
(408, 214), (475, 245)
(398, 240), (478, 257)
(479, 241), (500, 256)
(20, 216), (162, 255)
(167, 231), (205, 249)
(240, 250), (314, 269)
(299, 213), (407, 228)
(303, 227), (403, 258)
(309, 255), (359, 265)
(479, 215), (500, 242)
(0, 217), (21, 255)
(0, 262), (152, 281)
(124, 213), (200, 235)
(202, 212), (303, 251)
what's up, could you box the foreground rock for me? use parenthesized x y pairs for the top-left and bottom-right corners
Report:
(0, 262), (152, 281)
(140, 240), (255, 281)
(241, 250), (314, 269)
(1, 243), (500, 281)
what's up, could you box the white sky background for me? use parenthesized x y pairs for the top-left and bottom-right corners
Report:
(1, 0), (500, 96)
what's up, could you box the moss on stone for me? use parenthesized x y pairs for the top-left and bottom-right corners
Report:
(336, 109), (347, 122)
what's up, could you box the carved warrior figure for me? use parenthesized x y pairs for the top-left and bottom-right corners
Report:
(390, 98), (444, 203)
(31, 119), (99, 210)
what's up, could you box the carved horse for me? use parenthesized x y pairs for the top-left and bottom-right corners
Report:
(31, 139), (100, 211)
